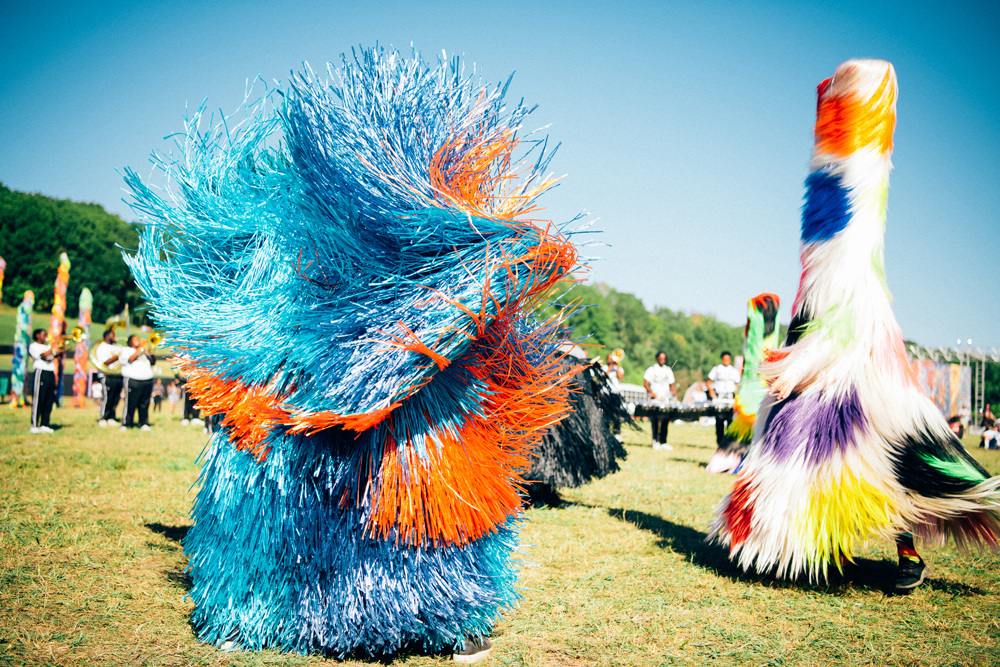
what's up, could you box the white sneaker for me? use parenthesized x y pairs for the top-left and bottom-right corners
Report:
(180, 419), (189, 425)
(98, 420), (108, 427)
(40, 426), (54, 433)
(108, 419), (120, 426)
(119, 426), (128, 432)
(30, 427), (42, 434)
(192, 418), (204, 426)
(661, 443), (675, 451)
(140, 425), (152, 432)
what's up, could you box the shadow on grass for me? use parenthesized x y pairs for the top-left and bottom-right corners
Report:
(146, 522), (189, 542)
(586, 504), (992, 597)
(146, 523), (194, 593)
(665, 457), (708, 468)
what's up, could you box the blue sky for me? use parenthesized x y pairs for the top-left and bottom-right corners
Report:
(2, 0), (997, 348)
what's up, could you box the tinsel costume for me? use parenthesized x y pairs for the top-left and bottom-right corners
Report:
(73, 288), (93, 408)
(10, 291), (34, 407)
(708, 60), (1000, 581)
(49, 252), (70, 406)
(706, 293), (779, 474)
(526, 355), (629, 506)
(123, 47), (579, 657)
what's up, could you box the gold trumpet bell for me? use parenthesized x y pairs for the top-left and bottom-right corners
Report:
(148, 331), (164, 348)
(53, 326), (86, 352)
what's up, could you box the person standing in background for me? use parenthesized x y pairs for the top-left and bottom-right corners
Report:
(152, 378), (165, 412)
(167, 380), (181, 414)
(93, 328), (123, 427)
(643, 351), (677, 451)
(120, 335), (155, 431)
(28, 329), (60, 433)
(603, 349), (626, 440)
(707, 351), (741, 447)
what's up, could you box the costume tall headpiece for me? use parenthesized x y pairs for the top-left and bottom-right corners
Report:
(709, 60), (1000, 580)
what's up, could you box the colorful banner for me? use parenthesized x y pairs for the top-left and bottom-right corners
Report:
(50, 252), (71, 406)
(73, 287), (93, 408)
(910, 359), (972, 418)
(10, 290), (34, 408)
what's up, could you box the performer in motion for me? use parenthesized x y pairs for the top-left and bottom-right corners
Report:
(709, 59), (1000, 592)
(122, 47), (579, 661)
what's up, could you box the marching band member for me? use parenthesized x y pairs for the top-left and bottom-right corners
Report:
(28, 328), (60, 433)
(119, 334), (155, 431)
(93, 328), (123, 427)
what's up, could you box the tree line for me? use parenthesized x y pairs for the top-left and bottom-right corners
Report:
(0, 183), (141, 323)
(2, 183), (994, 407)
(547, 281), (753, 392)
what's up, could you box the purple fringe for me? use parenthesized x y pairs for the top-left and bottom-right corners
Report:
(757, 389), (867, 466)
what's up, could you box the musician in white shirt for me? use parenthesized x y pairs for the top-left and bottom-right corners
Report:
(643, 351), (677, 450)
(707, 351), (741, 446)
(93, 328), (124, 426)
(28, 329), (60, 433)
(120, 334), (156, 431)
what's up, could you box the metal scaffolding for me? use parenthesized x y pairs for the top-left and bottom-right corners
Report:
(907, 343), (1000, 427)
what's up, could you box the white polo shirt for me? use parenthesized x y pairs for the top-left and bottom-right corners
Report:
(708, 363), (741, 398)
(29, 342), (56, 372)
(120, 347), (155, 380)
(94, 341), (122, 371)
(643, 363), (675, 401)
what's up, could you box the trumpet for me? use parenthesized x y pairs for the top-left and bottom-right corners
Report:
(51, 326), (85, 353)
(139, 331), (165, 353)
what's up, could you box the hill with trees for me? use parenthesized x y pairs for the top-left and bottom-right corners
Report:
(0, 184), (140, 322)
(548, 281), (751, 390)
(2, 184), (993, 405)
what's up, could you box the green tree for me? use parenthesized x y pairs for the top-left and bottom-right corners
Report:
(0, 184), (141, 323)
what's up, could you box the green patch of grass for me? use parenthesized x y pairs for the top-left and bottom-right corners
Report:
(2, 407), (999, 665)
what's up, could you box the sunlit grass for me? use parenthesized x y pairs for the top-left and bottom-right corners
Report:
(2, 407), (999, 666)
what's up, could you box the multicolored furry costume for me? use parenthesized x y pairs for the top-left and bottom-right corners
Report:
(526, 356), (629, 506)
(123, 47), (578, 656)
(706, 293), (780, 474)
(10, 290), (33, 407)
(709, 59), (1000, 581)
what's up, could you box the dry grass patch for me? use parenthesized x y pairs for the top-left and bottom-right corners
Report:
(2, 408), (999, 666)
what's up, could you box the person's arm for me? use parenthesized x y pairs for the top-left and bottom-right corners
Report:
(670, 381), (677, 399)
(643, 379), (654, 398)
(707, 375), (716, 399)
(127, 348), (141, 363)
(614, 365), (624, 381)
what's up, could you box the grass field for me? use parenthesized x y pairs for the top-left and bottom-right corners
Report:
(2, 407), (999, 666)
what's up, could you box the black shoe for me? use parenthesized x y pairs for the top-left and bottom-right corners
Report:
(453, 635), (492, 664)
(895, 557), (929, 592)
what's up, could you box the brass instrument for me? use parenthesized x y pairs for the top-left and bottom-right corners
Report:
(104, 314), (127, 335)
(51, 326), (85, 353)
(91, 324), (123, 375)
(138, 331), (165, 354)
